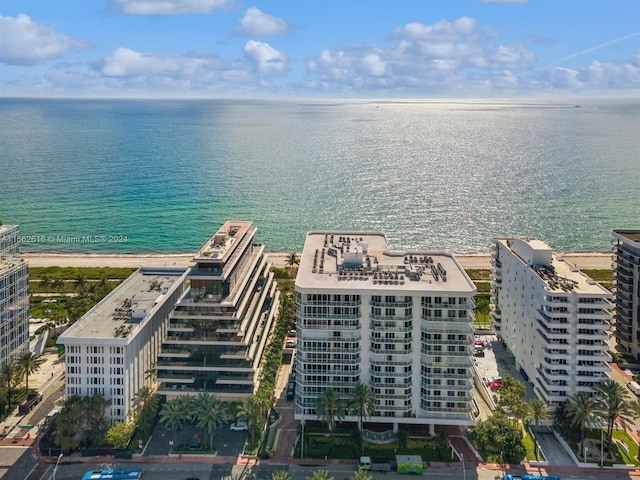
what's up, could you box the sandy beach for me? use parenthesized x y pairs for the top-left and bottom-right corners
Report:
(22, 251), (612, 270)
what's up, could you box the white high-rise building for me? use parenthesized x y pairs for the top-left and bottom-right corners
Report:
(490, 238), (612, 408)
(611, 230), (640, 360)
(0, 224), (29, 365)
(58, 267), (188, 423)
(294, 231), (477, 433)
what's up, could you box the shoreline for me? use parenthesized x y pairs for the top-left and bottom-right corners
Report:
(22, 251), (613, 270)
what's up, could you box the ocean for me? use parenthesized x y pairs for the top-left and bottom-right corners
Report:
(0, 98), (638, 254)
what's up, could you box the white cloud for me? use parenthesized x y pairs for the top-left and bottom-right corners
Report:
(392, 17), (477, 42)
(0, 14), (89, 66)
(234, 7), (289, 37)
(545, 67), (584, 90)
(244, 40), (287, 74)
(109, 0), (236, 15)
(361, 53), (386, 76)
(101, 48), (184, 76)
(306, 16), (537, 94)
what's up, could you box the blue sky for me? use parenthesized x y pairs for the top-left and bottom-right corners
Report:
(1, 0), (639, 98)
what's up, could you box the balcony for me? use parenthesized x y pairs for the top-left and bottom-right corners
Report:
(370, 345), (413, 355)
(370, 319), (412, 332)
(370, 335), (413, 345)
(544, 347), (569, 357)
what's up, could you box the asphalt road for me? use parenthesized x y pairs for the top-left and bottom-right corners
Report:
(34, 461), (640, 480)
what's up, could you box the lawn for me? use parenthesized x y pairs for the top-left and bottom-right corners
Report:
(297, 427), (452, 462)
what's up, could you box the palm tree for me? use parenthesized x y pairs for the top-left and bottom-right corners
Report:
(39, 276), (51, 289)
(0, 362), (20, 412)
(285, 252), (299, 276)
(316, 388), (346, 446)
(351, 467), (373, 480)
(194, 392), (228, 452)
(528, 398), (550, 457)
(17, 351), (45, 396)
(237, 394), (263, 449)
(159, 397), (191, 449)
(594, 379), (632, 455)
(305, 471), (334, 480)
(271, 471), (292, 480)
(566, 391), (597, 461)
(131, 386), (159, 424)
(350, 382), (376, 455)
(144, 362), (157, 383)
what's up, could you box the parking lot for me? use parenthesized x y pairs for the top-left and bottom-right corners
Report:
(143, 419), (248, 457)
(472, 333), (536, 402)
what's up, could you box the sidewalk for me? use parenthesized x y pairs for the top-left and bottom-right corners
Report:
(0, 351), (65, 446)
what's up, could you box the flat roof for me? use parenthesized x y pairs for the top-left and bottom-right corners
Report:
(194, 221), (253, 263)
(496, 238), (611, 296)
(613, 229), (640, 243)
(296, 231), (476, 294)
(59, 267), (187, 342)
(548, 253), (612, 295)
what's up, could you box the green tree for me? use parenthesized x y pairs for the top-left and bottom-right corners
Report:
(350, 382), (376, 455)
(106, 421), (135, 449)
(528, 398), (550, 457)
(17, 351), (45, 396)
(285, 252), (299, 276)
(594, 379), (632, 456)
(0, 362), (20, 412)
(472, 409), (525, 464)
(238, 394), (264, 449)
(159, 397), (192, 449)
(566, 391), (597, 461)
(131, 386), (159, 426)
(351, 467), (373, 480)
(305, 470), (334, 480)
(53, 393), (110, 451)
(271, 471), (292, 480)
(629, 399), (640, 460)
(316, 388), (346, 446)
(194, 392), (228, 452)
(396, 429), (408, 450)
(529, 399), (550, 433)
(39, 276), (51, 289)
(144, 362), (157, 383)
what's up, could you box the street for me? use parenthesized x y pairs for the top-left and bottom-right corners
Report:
(33, 461), (640, 480)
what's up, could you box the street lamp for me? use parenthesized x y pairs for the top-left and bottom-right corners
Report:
(53, 453), (63, 480)
(461, 452), (466, 480)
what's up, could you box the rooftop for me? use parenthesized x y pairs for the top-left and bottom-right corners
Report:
(613, 229), (640, 244)
(296, 231), (476, 294)
(194, 221), (253, 263)
(497, 238), (611, 296)
(59, 267), (187, 343)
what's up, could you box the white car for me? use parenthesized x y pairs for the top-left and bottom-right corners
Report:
(230, 421), (248, 431)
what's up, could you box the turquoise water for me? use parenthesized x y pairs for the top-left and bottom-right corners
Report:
(0, 98), (638, 254)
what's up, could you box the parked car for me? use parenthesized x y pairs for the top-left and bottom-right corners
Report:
(230, 421), (248, 431)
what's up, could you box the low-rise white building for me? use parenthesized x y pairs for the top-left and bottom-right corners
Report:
(58, 267), (188, 423)
(490, 238), (612, 408)
(294, 231), (477, 433)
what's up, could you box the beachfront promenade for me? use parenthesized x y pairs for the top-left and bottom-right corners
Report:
(23, 251), (613, 270)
